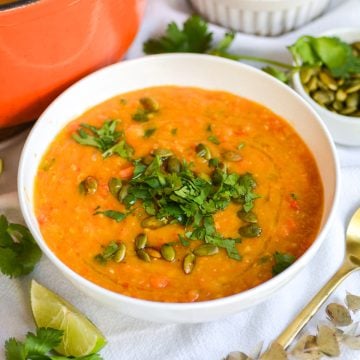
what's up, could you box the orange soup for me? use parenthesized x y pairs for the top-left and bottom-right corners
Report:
(35, 86), (323, 302)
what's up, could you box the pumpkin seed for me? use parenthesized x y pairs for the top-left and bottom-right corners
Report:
(196, 143), (211, 160)
(118, 184), (129, 202)
(153, 148), (173, 158)
(225, 352), (250, 360)
(307, 77), (318, 92)
(160, 244), (176, 262)
(335, 88), (347, 102)
(166, 157), (181, 173)
(141, 216), (168, 229)
(326, 303), (352, 326)
(183, 253), (196, 274)
(193, 244), (219, 256)
(146, 247), (162, 259)
(136, 249), (151, 262)
(312, 90), (334, 105)
(108, 177), (122, 198)
(79, 176), (98, 195)
(239, 223), (262, 238)
(300, 67), (316, 84)
(113, 243), (126, 262)
(345, 82), (360, 94)
(222, 151), (242, 162)
(340, 107), (357, 115)
(135, 233), (147, 249)
(346, 292), (360, 312)
(237, 210), (257, 223)
(317, 325), (340, 357)
(319, 71), (338, 91)
(346, 92), (359, 108)
(139, 97), (159, 112)
(332, 100), (344, 112)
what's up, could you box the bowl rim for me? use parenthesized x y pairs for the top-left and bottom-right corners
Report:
(17, 53), (340, 315)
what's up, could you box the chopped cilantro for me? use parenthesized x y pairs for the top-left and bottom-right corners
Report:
(272, 251), (296, 275)
(0, 215), (42, 278)
(94, 209), (127, 223)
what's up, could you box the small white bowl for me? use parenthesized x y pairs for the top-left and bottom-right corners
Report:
(292, 28), (360, 147)
(18, 54), (339, 323)
(189, 0), (330, 36)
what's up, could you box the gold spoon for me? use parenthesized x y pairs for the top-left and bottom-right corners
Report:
(275, 207), (360, 349)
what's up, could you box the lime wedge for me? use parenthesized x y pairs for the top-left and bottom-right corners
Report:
(30, 280), (107, 357)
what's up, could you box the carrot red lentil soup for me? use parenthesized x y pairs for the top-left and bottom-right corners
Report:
(35, 86), (324, 303)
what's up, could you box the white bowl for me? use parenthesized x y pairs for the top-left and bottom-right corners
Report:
(18, 54), (339, 323)
(189, 0), (331, 36)
(292, 28), (360, 147)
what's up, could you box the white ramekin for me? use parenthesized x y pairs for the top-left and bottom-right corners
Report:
(189, 0), (331, 36)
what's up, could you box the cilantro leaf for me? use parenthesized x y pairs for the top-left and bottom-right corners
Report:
(143, 15), (212, 54)
(272, 251), (296, 275)
(0, 215), (42, 278)
(25, 328), (63, 356)
(262, 66), (289, 84)
(5, 338), (26, 360)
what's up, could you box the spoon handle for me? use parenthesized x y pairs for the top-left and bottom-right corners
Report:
(275, 262), (356, 349)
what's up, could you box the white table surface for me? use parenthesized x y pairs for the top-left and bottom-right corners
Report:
(1, 0), (360, 359)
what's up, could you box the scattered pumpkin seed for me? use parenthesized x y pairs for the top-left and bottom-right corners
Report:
(319, 71), (338, 91)
(108, 177), (122, 198)
(136, 249), (151, 262)
(346, 292), (360, 312)
(196, 143), (211, 160)
(146, 247), (162, 259)
(135, 233), (147, 250)
(193, 244), (219, 256)
(317, 325), (340, 357)
(113, 243), (126, 262)
(183, 253), (196, 274)
(140, 97), (159, 112)
(239, 223), (262, 238)
(141, 216), (168, 229)
(79, 176), (98, 195)
(326, 303), (352, 326)
(260, 342), (287, 360)
(222, 151), (242, 162)
(160, 244), (176, 262)
(237, 210), (257, 223)
(153, 148), (173, 158)
(166, 157), (181, 173)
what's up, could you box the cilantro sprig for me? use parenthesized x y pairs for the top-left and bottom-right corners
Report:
(272, 251), (296, 275)
(0, 215), (41, 278)
(144, 15), (360, 83)
(4, 327), (102, 360)
(72, 120), (134, 160)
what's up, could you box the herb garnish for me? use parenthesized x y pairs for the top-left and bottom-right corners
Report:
(144, 15), (360, 83)
(110, 153), (259, 260)
(132, 97), (159, 122)
(5, 327), (103, 360)
(0, 215), (41, 278)
(144, 128), (157, 138)
(207, 135), (220, 145)
(72, 120), (134, 160)
(272, 251), (296, 275)
(94, 209), (127, 223)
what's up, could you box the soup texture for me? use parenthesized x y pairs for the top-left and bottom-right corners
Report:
(35, 86), (324, 302)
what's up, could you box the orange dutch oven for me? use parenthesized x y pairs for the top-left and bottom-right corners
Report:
(0, 0), (146, 134)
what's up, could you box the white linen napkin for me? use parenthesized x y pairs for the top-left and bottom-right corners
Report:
(1, 1), (360, 359)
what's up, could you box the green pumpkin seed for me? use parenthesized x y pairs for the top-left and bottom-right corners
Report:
(222, 151), (242, 162)
(237, 210), (258, 223)
(118, 184), (129, 202)
(141, 216), (168, 229)
(332, 101), (344, 112)
(239, 223), (262, 238)
(319, 71), (338, 91)
(108, 177), (122, 198)
(345, 82), (360, 94)
(136, 249), (151, 262)
(153, 148), (173, 158)
(166, 157), (181, 173)
(193, 244), (219, 256)
(346, 92), (359, 108)
(140, 97), (159, 112)
(113, 243), (126, 262)
(160, 244), (176, 262)
(146, 247), (162, 259)
(135, 233), (147, 249)
(335, 88), (347, 102)
(307, 77), (318, 92)
(300, 67), (316, 84)
(313, 90), (334, 105)
(183, 253), (196, 274)
(341, 107), (357, 115)
(326, 303), (352, 326)
(79, 176), (98, 195)
(196, 143), (211, 160)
